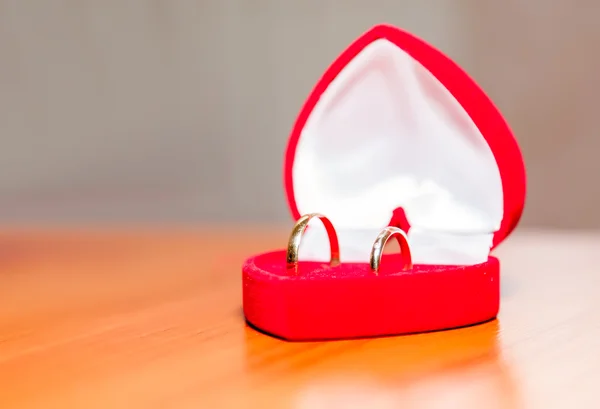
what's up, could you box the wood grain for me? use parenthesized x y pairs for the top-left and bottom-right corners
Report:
(0, 227), (598, 408)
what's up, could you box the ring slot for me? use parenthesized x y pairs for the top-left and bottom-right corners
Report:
(370, 226), (413, 273)
(286, 213), (340, 272)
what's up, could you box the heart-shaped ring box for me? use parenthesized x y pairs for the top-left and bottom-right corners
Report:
(242, 24), (526, 341)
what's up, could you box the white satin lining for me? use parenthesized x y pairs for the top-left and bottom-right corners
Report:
(292, 39), (503, 265)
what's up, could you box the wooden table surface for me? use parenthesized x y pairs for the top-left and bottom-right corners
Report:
(0, 227), (598, 409)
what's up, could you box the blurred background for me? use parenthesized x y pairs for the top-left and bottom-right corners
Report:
(0, 1), (597, 228)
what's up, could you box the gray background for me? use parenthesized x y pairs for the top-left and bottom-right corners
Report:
(0, 1), (597, 227)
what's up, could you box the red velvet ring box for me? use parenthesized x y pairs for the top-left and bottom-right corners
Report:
(242, 24), (526, 341)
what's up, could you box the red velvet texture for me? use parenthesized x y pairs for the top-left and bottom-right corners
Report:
(243, 23), (524, 341)
(243, 252), (499, 341)
(283, 24), (526, 247)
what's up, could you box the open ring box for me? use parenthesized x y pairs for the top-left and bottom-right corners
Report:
(242, 24), (526, 341)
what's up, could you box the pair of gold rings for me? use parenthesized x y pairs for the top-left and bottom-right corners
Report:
(286, 213), (413, 273)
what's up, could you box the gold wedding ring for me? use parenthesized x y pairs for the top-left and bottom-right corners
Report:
(286, 216), (412, 274)
(370, 226), (413, 273)
(286, 213), (341, 272)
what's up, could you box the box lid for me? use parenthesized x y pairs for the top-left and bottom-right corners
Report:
(283, 24), (526, 265)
